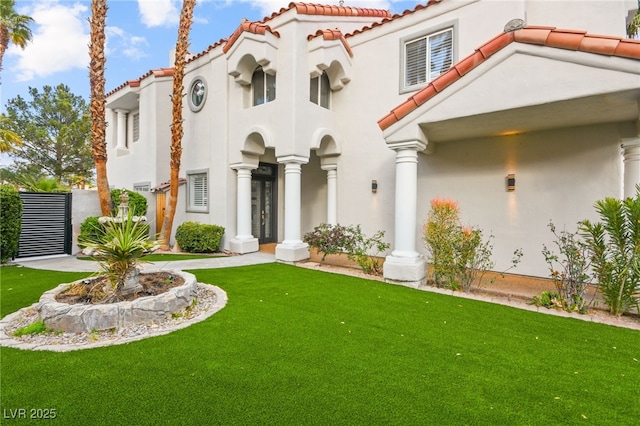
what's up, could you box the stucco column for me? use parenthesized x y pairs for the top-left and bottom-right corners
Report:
(115, 109), (128, 150)
(383, 143), (427, 287)
(229, 163), (258, 254)
(622, 138), (640, 199)
(322, 164), (337, 225)
(276, 155), (310, 262)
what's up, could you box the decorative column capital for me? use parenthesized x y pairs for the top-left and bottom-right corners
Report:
(387, 140), (428, 153)
(230, 162), (257, 171)
(321, 164), (338, 171)
(277, 155), (309, 165)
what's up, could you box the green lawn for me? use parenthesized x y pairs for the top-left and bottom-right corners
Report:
(77, 253), (224, 262)
(1, 263), (639, 425)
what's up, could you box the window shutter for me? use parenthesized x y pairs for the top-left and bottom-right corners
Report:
(190, 174), (208, 209)
(428, 29), (453, 81)
(405, 37), (426, 87)
(132, 113), (140, 142)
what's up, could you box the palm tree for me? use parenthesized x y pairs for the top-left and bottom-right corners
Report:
(161, 0), (196, 250)
(89, 0), (112, 215)
(0, 115), (21, 152)
(0, 0), (34, 80)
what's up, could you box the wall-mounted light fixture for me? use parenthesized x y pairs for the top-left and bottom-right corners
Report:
(506, 174), (516, 192)
(372, 180), (378, 193)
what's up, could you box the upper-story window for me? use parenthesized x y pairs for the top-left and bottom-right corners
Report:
(404, 28), (453, 90)
(252, 66), (276, 106)
(310, 71), (331, 109)
(132, 112), (140, 143)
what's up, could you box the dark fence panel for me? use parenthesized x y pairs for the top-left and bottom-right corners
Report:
(17, 192), (72, 258)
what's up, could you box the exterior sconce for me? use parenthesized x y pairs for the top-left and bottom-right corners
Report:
(506, 174), (516, 192)
(372, 180), (378, 193)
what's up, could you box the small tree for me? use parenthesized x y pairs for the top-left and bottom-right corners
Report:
(423, 198), (520, 291)
(580, 186), (640, 316)
(0, 184), (22, 262)
(79, 212), (156, 300)
(542, 222), (593, 313)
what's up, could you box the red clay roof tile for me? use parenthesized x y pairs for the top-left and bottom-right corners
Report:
(478, 32), (515, 59)
(379, 26), (640, 131)
(223, 21), (280, 54)
(307, 28), (354, 57)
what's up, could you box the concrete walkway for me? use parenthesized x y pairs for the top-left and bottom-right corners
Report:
(15, 252), (276, 273)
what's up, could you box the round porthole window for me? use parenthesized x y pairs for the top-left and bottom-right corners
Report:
(188, 78), (207, 112)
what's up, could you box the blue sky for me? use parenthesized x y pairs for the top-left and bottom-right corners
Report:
(2, 0), (421, 112)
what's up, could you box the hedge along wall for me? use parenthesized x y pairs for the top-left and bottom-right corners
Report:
(0, 185), (23, 262)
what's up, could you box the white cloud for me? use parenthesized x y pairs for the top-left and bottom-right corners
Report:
(106, 26), (149, 60)
(137, 0), (179, 27)
(7, 1), (89, 82)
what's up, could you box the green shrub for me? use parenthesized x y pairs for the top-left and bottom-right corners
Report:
(110, 189), (147, 216)
(303, 223), (351, 265)
(78, 216), (105, 248)
(0, 185), (22, 263)
(303, 223), (390, 275)
(542, 222), (593, 313)
(530, 291), (563, 309)
(175, 222), (225, 253)
(81, 213), (157, 293)
(423, 198), (521, 291)
(580, 185), (640, 316)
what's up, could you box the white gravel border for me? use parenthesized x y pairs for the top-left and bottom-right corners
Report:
(0, 283), (227, 352)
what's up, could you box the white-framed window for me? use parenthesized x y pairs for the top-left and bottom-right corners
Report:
(252, 66), (276, 106)
(310, 71), (331, 109)
(403, 27), (453, 90)
(132, 112), (140, 143)
(187, 170), (208, 212)
(133, 182), (150, 192)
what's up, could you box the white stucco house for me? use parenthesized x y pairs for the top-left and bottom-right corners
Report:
(105, 0), (640, 286)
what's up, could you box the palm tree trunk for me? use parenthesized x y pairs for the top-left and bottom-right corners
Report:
(89, 0), (112, 215)
(0, 25), (9, 77)
(161, 0), (196, 250)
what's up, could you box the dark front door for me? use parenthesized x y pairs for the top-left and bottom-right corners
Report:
(251, 163), (277, 243)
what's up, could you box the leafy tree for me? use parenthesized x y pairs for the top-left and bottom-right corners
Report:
(0, 0), (34, 80)
(3, 84), (94, 187)
(161, 0), (196, 250)
(89, 0), (112, 215)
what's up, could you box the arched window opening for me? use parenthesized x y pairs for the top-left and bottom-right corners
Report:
(252, 66), (276, 106)
(310, 71), (331, 109)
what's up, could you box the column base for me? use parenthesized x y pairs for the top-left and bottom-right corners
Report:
(275, 242), (310, 263)
(229, 237), (259, 254)
(383, 255), (427, 288)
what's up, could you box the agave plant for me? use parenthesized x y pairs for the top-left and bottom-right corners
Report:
(80, 212), (157, 295)
(580, 185), (640, 315)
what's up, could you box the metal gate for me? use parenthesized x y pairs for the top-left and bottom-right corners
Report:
(17, 192), (72, 258)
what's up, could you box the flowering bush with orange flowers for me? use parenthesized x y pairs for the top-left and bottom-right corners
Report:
(423, 198), (521, 291)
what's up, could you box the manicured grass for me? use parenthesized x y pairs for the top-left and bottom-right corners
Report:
(77, 253), (224, 262)
(1, 263), (639, 424)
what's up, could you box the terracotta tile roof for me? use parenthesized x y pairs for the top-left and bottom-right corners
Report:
(223, 21), (281, 54)
(150, 178), (187, 193)
(378, 27), (640, 131)
(108, 2), (395, 97)
(347, 0), (444, 38)
(307, 28), (353, 57)
(187, 39), (227, 64)
(263, 2), (391, 23)
(106, 68), (174, 97)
